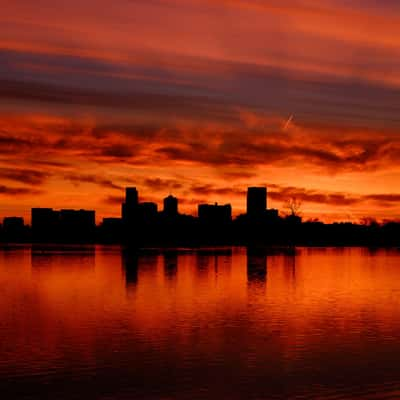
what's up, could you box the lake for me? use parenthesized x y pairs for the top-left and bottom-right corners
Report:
(1, 246), (400, 399)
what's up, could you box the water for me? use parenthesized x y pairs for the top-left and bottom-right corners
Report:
(1, 246), (400, 399)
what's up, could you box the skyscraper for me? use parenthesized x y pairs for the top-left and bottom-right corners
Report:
(163, 195), (178, 217)
(247, 187), (267, 217)
(125, 187), (138, 206)
(122, 187), (139, 223)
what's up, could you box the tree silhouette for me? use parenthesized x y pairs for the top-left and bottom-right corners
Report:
(285, 197), (302, 216)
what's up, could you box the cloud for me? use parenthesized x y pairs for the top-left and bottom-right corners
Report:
(268, 184), (400, 208)
(2, 111), (400, 176)
(190, 184), (245, 197)
(103, 195), (124, 205)
(142, 178), (184, 191)
(0, 185), (41, 196)
(64, 173), (122, 190)
(0, 167), (49, 185)
(268, 185), (360, 206)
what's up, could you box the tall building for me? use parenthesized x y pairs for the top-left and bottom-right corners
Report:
(122, 187), (139, 223)
(163, 195), (178, 217)
(247, 187), (267, 217)
(125, 187), (138, 205)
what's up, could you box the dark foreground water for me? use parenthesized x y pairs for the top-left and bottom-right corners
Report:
(1, 246), (400, 399)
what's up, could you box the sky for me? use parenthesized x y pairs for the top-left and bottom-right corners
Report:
(1, 0), (400, 223)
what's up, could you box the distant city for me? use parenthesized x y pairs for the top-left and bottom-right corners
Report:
(1, 186), (400, 247)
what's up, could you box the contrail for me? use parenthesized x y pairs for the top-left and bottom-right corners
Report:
(283, 114), (293, 131)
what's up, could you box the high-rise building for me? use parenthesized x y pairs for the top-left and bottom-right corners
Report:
(246, 187), (267, 217)
(163, 195), (178, 217)
(125, 187), (138, 206)
(122, 187), (139, 223)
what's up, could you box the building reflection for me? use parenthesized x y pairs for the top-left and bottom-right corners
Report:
(121, 248), (139, 290)
(163, 251), (178, 281)
(247, 247), (268, 284)
(121, 249), (160, 292)
(195, 248), (232, 278)
(31, 244), (95, 270)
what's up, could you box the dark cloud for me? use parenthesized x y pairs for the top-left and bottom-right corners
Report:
(0, 132), (40, 155)
(143, 178), (183, 191)
(0, 167), (49, 185)
(2, 110), (400, 176)
(156, 137), (384, 171)
(365, 194), (400, 202)
(64, 173), (122, 190)
(268, 185), (400, 207)
(0, 78), (233, 122)
(0, 185), (41, 196)
(190, 184), (245, 197)
(103, 195), (124, 205)
(268, 186), (360, 206)
(100, 144), (136, 158)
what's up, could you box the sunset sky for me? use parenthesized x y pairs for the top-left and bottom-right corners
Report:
(1, 0), (400, 223)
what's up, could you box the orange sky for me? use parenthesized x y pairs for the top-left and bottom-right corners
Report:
(1, 0), (400, 223)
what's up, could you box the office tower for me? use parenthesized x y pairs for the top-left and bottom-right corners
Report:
(163, 195), (178, 217)
(247, 187), (267, 217)
(125, 187), (138, 206)
(122, 187), (139, 223)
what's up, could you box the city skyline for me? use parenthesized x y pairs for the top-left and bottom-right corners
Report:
(1, 1), (400, 223)
(3, 182), (400, 226)
(2, 185), (400, 248)
(2, 186), (276, 227)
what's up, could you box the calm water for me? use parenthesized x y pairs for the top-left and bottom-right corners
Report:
(1, 246), (400, 399)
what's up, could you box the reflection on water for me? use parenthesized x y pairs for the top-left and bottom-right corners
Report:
(122, 249), (138, 289)
(163, 251), (178, 281)
(1, 246), (400, 399)
(247, 247), (268, 282)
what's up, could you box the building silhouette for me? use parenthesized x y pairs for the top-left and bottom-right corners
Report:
(198, 203), (232, 224)
(138, 202), (158, 220)
(2, 184), (399, 247)
(125, 187), (138, 205)
(31, 208), (59, 240)
(31, 207), (95, 242)
(100, 217), (123, 243)
(2, 217), (25, 241)
(247, 187), (267, 217)
(122, 187), (139, 224)
(59, 209), (95, 238)
(163, 195), (178, 217)
(3, 217), (24, 231)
